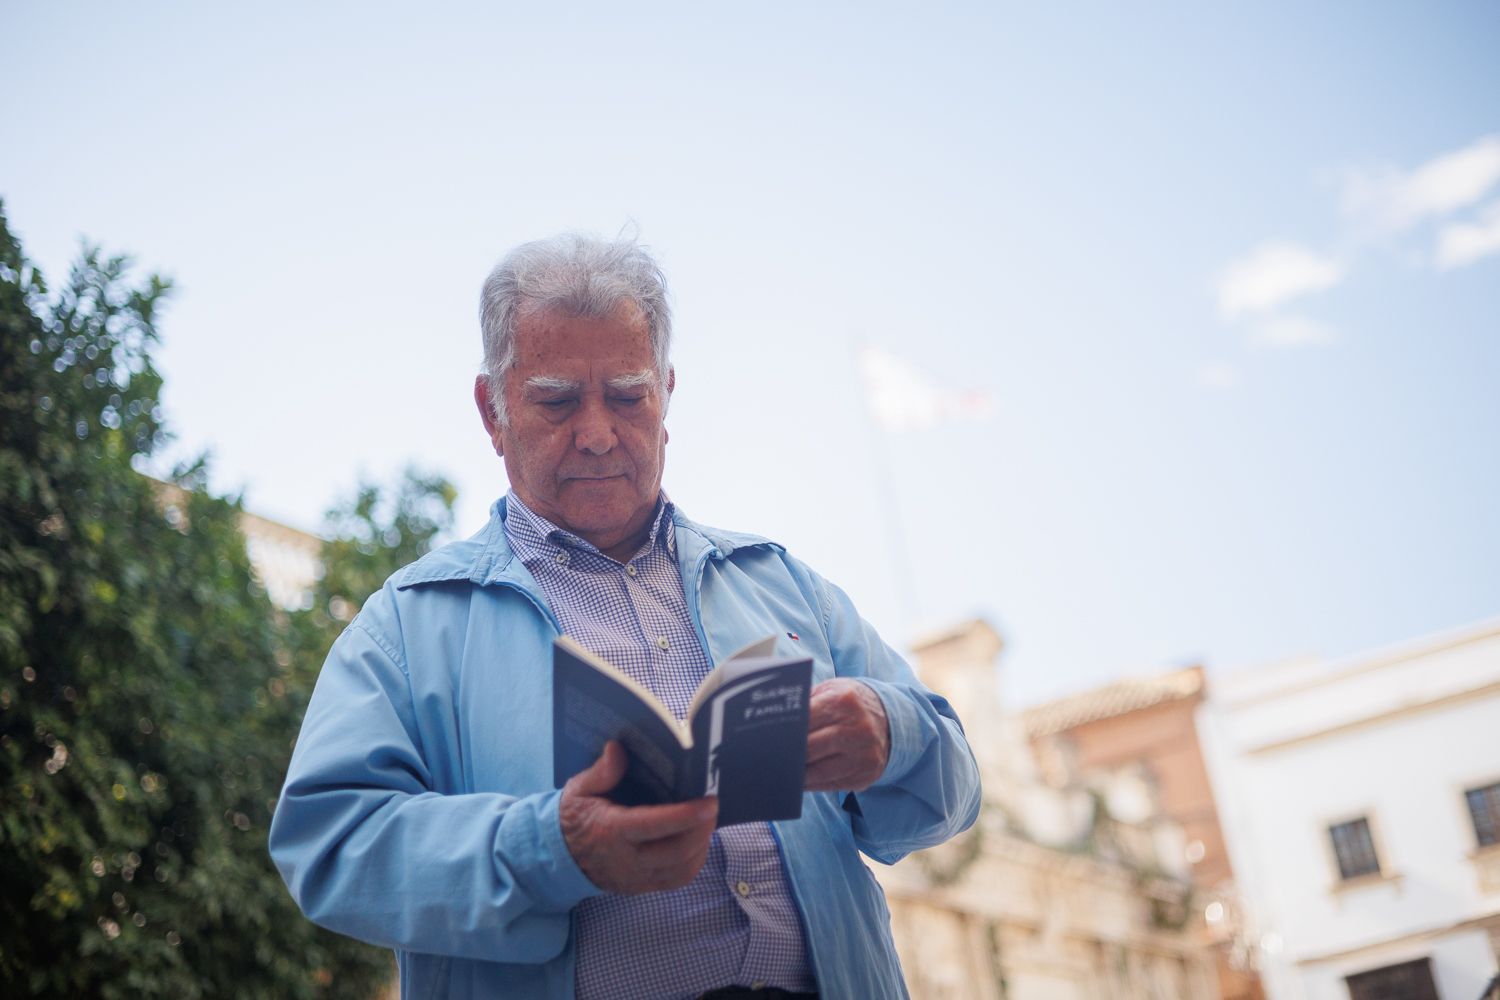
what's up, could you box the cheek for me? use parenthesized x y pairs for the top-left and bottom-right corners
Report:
(507, 433), (570, 485)
(631, 429), (668, 467)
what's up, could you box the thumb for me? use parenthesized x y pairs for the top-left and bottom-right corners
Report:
(569, 740), (627, 798)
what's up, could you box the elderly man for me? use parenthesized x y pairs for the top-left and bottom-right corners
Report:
(269, 235), (981, 999)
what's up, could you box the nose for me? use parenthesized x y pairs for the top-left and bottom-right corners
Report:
(572, 397), (617, 456)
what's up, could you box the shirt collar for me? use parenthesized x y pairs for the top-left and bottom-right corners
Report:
(503, 490), (677, 565)
(390, 495), (783, 592)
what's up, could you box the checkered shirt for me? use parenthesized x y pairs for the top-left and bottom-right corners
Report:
(503, 493), (816, 1000)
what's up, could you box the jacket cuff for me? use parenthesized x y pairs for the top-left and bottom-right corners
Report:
(498, 789), (602, 913)
(856, 677), (927, 787)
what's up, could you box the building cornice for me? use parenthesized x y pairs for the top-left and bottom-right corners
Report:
(1292, 909), (1500, 967)
(1246, 677), (1500, 756)
(1220, 616), (1500, 710)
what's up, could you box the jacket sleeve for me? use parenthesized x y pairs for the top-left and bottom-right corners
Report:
(812, 572), (983, 865)
(268, 615), (600, 961)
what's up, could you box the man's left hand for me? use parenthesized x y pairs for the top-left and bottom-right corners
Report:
(805, 678), (890, 792)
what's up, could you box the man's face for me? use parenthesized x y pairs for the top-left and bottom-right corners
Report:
(475, 301), (672, 561)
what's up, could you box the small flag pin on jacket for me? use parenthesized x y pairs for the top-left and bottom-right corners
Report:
(787, 631), (800, 641)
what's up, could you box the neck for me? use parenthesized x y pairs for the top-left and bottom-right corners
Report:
(595, 523), (653, 562)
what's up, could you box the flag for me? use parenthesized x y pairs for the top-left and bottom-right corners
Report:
(857, 345), (995, 432)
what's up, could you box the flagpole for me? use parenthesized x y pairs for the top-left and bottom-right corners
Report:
(854, 338), (924, 640)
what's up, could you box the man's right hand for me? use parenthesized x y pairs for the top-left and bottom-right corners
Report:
(559, 741), (718, 894)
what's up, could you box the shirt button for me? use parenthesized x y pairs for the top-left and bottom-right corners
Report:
(554, 552), (568, 565)
(626, 564), (637, 577)
(751, 983), (766, 991)
(656, 636), (670, 651)
(735, 880), (752, 898)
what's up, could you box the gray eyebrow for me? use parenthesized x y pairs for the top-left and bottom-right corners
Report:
(523, 375), (581, 392)
(605, 370), (657, 391)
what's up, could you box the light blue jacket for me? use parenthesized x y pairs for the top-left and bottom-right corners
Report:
(269, 500), (981, 999)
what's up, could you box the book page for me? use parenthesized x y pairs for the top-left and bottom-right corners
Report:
(553, 637), (692, 805)
(555, 635), (685, 740)
(686, 634), (779, 722)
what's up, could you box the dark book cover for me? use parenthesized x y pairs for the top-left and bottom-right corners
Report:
(552, 636), (812, 826)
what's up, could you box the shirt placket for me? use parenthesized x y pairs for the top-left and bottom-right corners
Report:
(723, 823), (811, 988)
(502, 496), (814, 997)
(626, 548), (703, 717)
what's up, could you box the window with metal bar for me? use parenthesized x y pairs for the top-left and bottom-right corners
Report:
(1466, 782), (1500, 848)
(1329, 817), (1381, 880)
(1344, 957), (1438, 1000)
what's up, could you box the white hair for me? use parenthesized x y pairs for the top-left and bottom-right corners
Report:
(479, 233), (672, 425)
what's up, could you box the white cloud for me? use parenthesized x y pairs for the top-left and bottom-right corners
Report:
(1196, 362), (1238, 389)
(1435, 198), (1500, 270)
(1212, 133), (1500, 350)
(1342, 133), (1500, 232)
(1216, 242), (1344, 318)
(1249, 315), (1336, 348)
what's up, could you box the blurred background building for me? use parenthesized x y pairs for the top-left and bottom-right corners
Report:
(1200, 619), (1500, 1000)
(1025, 667), (1263, 1000)
(874, 620), (1220, 999)
(157, 479), (322, 611)
(883, 613), (1500, 999)
(239, 509), (321, 611)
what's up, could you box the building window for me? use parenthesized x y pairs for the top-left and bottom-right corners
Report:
(1329, 817), (1381, 880)
(1345, 957), (1438, 1000)
(1467, 782), (1500, 848)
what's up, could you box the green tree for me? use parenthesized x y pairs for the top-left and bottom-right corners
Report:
(0, 201), (449, 997)
(308, 473), (459, 631)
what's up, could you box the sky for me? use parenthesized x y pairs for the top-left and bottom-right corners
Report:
(3, 2), (1497, 707)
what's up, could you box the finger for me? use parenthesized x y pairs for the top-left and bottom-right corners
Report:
(806, 685), (845, 724)
(643, 823), (717, 883)
(805, 750), (854, 781)
(614, 796), (718, 844)
(810, 678), (864, 705)
(808, 700), (884, 749)
(807, 724), (883, 768)
(807, 725), (863, 764)
(806, 738), (883, 784)
(805, 757), (873, 793)
(808, 706), (855, 735)
(810, 678), (848, 699)
(808, 682), (866, 729)
(568, 740), (627, 798)
(804, 760), (852, 792)
(634, 823), (716, 871)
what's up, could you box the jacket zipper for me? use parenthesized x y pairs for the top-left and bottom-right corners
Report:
(686, 547), (826, 992)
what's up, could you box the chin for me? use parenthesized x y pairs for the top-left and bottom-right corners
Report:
(552, 480), (655, 535)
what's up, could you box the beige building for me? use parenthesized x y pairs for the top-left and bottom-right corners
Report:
(1024, 667), (1263, 1000)
(876, 620), (1220, 999)
(239, 509), (322, 610)
(153, 477), (323, 611)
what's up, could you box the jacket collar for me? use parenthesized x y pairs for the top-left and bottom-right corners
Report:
(393, 496), (782, 592)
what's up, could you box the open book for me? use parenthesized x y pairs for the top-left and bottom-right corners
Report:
(552, 635), (813, 827)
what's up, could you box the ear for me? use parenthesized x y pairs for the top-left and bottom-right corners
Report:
(664, 366), (676, 444)
(474, 376), (504, 456)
